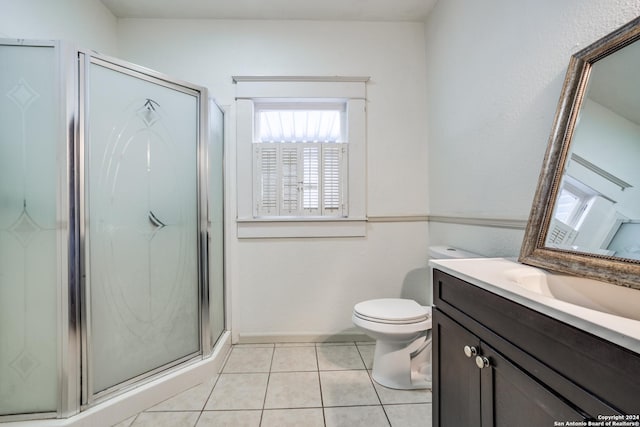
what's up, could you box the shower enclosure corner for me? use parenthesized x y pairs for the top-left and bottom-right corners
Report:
(0, 39), (225, 422)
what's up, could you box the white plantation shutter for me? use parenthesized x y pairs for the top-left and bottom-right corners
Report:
(256, 145), (277, 215)
(322, 145), (346, 215)
(302, 145), (320, 213)
(254, 143), (347, 217)
(281, 146), (299, 214)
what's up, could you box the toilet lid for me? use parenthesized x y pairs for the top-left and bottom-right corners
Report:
(354, 298), (430, 323)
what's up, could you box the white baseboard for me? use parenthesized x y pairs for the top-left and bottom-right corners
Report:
(236, 331), (373, 344)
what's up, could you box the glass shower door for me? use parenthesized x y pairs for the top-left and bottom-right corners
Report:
(0, 42), (61, 417)
(84, 56), (202, 398)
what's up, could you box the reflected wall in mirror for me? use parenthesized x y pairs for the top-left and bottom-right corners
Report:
(520, 16), (640, 290)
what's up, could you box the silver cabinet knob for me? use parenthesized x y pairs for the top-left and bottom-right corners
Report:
(463, 345), (478, 358)
(475, 356), (490, 369)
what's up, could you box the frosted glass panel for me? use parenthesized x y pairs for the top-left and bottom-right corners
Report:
(0, 45), (59, 415)
(87, 62), (200, 393)
(209, 104), (225, 344)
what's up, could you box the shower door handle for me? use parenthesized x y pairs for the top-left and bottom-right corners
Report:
(148, 210), (166, 229)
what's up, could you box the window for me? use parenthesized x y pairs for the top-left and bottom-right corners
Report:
(254, 102), (348, 217)
(553, 176), (598, 229)
(234, 76), (368, 238)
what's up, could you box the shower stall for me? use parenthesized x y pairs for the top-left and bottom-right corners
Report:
(0, 40), (226, 422)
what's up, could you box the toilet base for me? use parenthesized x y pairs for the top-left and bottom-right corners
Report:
(371, 336), (432, 390)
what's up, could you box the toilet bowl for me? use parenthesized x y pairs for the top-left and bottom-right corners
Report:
(353, 298), (432, 389)
(352, 246), (481, 390)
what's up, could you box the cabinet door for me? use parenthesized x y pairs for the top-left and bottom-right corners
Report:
(480, 343), (588, 427)
(434, 310), (481, 427)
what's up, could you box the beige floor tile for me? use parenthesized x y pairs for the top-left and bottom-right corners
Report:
(222, 346), (273, 373)
(108, 343), (435, 427)
(261, 408), (324, 427)
(316, 341), (356, 346)
(264, 371), (322, 409)
(356, 343), (375, 369)
(196, 410), (261, 427)
(384, 403), (432, 427)
(233, 343), (275, 347)
(275, 342), (317, 347)
(271, 346), (318, 372)
(320, 370), (379, 407)
(324, 405), (390, 427)
(317, 344), (366, 370)
(147, 378), (217, 411)
(111, 415), (136, 427)
(373, 381), (432, 404)
(205, 373), (268, 410)
(130, 411), (199, 427)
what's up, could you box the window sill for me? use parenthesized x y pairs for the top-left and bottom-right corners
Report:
(236, 217), (367, 238)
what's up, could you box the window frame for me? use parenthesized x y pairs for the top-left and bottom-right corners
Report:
(234, 76), (368, 238)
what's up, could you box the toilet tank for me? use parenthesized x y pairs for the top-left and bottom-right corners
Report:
(428, 245), (482, 260)
(402, 246), (484, 306)
(420, 246), (483, 306)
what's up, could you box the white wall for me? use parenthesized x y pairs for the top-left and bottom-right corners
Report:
(424, 0), (640, 257)
(10, 0), (640, 342)
(0, 0), (118, 55)
(115, 19), (430, 341)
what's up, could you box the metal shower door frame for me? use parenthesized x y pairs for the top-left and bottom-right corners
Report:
(77, 50), (211, 407)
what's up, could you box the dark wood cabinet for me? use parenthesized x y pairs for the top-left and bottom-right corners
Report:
(483, 342), (586, 426)
(435, 313), (480, 427)
(432, 269), (640, 426)
(435, 312), (587, 427)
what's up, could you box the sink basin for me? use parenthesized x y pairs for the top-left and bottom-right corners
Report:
(504, 267), (640, 322)
(430, 257), (640, 352)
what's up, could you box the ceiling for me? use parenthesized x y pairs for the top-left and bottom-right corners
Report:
(587, 38), (640, 126)
(100, 0), (438, 22)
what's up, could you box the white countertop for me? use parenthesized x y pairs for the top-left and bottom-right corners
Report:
(430, 257), (640, 354)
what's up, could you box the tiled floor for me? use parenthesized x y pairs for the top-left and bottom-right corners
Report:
(113, 342), (432, 427)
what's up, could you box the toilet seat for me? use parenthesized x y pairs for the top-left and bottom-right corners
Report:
(353, 298), (430, 324)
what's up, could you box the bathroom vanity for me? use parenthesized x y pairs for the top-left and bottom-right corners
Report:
(430, 259), (640, 426)
(428, 15), (640, 427)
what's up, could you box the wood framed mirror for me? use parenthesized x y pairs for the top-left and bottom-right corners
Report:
(520, 16), (640, 290)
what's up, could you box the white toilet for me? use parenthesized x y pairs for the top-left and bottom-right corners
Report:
(352, 246), (481, 390)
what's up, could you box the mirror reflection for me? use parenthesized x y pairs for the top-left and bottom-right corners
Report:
(545, 38), (640, 261)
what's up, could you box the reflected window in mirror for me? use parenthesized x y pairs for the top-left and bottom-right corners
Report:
(548, 175), (621, 257)
(553, 176), (596, 228)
